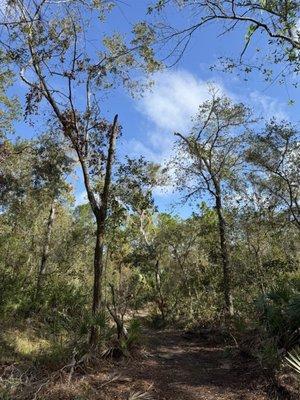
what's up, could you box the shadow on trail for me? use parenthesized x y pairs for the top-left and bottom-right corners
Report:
(117, 329), (268, 400)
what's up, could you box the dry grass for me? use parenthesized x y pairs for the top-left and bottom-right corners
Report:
(3, 328), (51, 357)
(0, 321), (147, 400)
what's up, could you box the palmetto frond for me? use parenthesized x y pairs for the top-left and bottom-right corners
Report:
(285, 347), (300, 376)
(128, 393), (152, 400)
(128, 385), (154, 400)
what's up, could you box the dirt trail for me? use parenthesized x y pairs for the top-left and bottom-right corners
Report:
(112, 329), (269, 400)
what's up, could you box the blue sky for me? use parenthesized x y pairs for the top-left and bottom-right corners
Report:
(3, 0), (300, 218)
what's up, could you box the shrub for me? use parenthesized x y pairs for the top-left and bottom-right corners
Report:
(255, 279), (300, 350)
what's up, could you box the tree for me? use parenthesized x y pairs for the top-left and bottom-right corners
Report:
(0, 135), (73, 295)
(150, 0), (300, 83)
(0, 60), (19, 139)
(174, 90), (254, 316)
(33, 133), (74, 295)
(231, 185), (299, 301)
(114, 157), (169, 321)
(0, 0), (160, 346)
(247, 120), (300, 228)
(156, 214), (202, 319)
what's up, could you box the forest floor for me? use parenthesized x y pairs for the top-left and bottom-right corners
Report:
(2, 323), (289, 400)
(32, 328), (270, 400)
(98, 328), (269, 400)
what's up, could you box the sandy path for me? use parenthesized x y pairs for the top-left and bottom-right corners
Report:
(110, 329), (269, 400)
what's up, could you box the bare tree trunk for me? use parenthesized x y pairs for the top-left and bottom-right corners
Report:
(171, 246), (194, 317)
(106, 283), (128, 340)
(214, 184), (234, 317)
(36, 199), (55, 295)
(154, 260), (166, 321)
(89, 216), (105, 344)
(89, 115), (118, 346)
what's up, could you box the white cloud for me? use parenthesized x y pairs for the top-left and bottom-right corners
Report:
(249, 91), (287, 121)
(137, 69), (287, 137)
(129, 70), (227, 163)
(123, 137), (163, 163)
(138, 70), (225, 132)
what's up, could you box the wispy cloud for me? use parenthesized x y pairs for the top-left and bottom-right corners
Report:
(138, 70), (225, 132)
(249, 91), (288, 121)
(126, 70), (226, 163)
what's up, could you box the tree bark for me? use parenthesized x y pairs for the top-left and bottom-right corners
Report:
(214, 183), (234, 317)
(106, 283), (128, 340)
(89, 115), (118, 346)
(89, 216), (105, 344)
(36, 199), (56, 295)
(154, 260), (166, 321)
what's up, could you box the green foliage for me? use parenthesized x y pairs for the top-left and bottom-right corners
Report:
(120, 319), (142, 351)
(247, 120), (300, 227)
(0, 4), (300, 400)
(255, 279), (300, 346)
(245, 278), (300, 374)
(256, 337), (280, 371)
(245, 24), (258, 42)
(0, 269), (31, 316)
(132, 22), (162, 73)
(0, 3), (299, 389)
(1, 130), (299, 384)
(0, 60), (20, 138)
